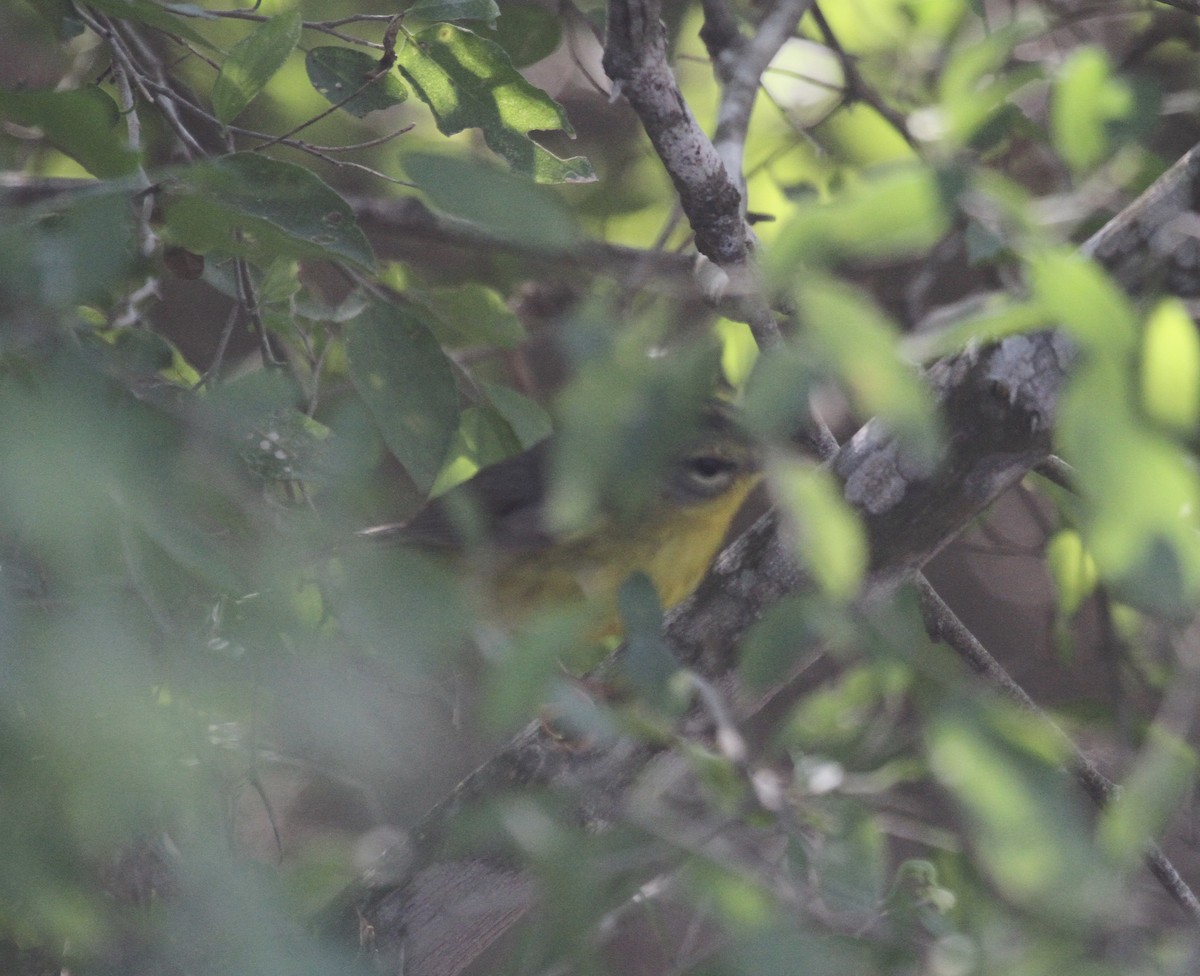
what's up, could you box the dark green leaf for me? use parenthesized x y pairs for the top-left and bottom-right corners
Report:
(212, 10), (302, 124)
(21, 0), (85, 39)
(162, 152), (375, 270)
(1, 192), (137, 310)
(305, 47), (408, 119)
(616, 572), (677, 709)
(407, 0), (500, 26)
(405, 152), (579, 251)
(84, 0), (221, 51)
(396, 24), (594, 183)
(0, 88), (139, 178)
(413, 282), (526, 348)
(345, 298), (460, 494)
(491, 2), (562, 68)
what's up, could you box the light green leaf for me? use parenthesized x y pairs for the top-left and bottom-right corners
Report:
(1029, 248), (1138, 349)
(405, 152), (579, 250)
(1098, 729), (1198, 866)
(305, 47), (408, 118)
(396, 24), (595, 183)
(1045, 529), (1097, 619)
(928, 702), (1117, 919)
(1141, 298), (1200, 433)
(770, 460), (867, 602)
(1052, 47), (1133, 173)
(0, 88), (139, 178)
(162, 152), (375, 270)
(345, 299), (460, 494)
(798, 276), (939, 459)
(407, 0), (500, 25)
(429, 405), (523, 496)
(767, 165), (952, 273)
(212, 10), (302, 124)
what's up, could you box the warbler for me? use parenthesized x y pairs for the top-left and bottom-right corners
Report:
(361, 409), (763, 637)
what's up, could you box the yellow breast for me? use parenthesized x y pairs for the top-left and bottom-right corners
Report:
(489, 472), (763, 636)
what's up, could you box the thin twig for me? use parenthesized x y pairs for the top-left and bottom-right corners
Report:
(916, 576), (1200, 923)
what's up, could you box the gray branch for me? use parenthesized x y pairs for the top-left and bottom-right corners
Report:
(321, 143), (1200, 972)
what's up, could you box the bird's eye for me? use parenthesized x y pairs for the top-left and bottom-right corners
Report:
(687, 455), (737, 481)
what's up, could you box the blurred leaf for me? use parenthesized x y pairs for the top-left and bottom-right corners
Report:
(481, 382), (552, 448)
(739, 595), (840, 692)
(86, 0), (220, 50)
(1058, 356), (1200, 616)
(798, 277), (939, 459)
(212, 10), (302, 124)
(616, 572), (677, 709)
(0, 88), (139, 178)
(1, 191), (137, 311)
(413, 281), (527, 348)
(715, 318), (759, 390)
(345, 297), (460, 494)
(396, 24), (595, 183)
(1051, 47), (1133, 173)
(305, 47), (409, 118)
(491, 1), (562, 67)
(1045, 529), (1097, 619)
(1098, 728), (1198, 866)
(162, 153), (376, 270)
(21, 0), (86, 39)
(1141, 298), (1200, 433)
(928, 701), (1117, 919)
(767, 165), (954, 272)
(718, 925), (875, 976)
(770, 460), (867, 602)
(936, 22), (1041, 149)
(1029, 249), (1138, 349)
(404, 151), (581, 250)
(407, 0), (500, 25)
(430, 405), (523, 495)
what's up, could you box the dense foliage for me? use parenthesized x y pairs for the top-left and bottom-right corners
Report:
(4, 0), (1200, 973)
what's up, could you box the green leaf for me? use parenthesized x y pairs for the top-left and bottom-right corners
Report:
(1051, 47), (1133, 173)
(396, 24), (595, 183)
(1, 191), (137, 309)
(1045, 529), (1097, 619)
(767, 165), (953, 272)
(407, 0), (500, 26)
(0, 88), (139, 178)
(770, 460), (867, 602)
(798, 276), (939, 459)
(20, 0), (85, 40)
(1141, 298), (1200, 433)
(403, 152), (580, 250)
(412, 282), (526, 348)
(490, 2), (562, 68)
(928, 702), (1117, 920)
(345, 298), (460, 494)
(405, 152), (580, 250)
(212, 10), (302, 124)
(616, 572), (677, 709)
(481, 381), (552, 448)
(85, 0), (221, 51)
(430, 405), (523, 496)
(162, 152), (375, 270)
(1098, 728), (1198, 866)
(305, 47), (408, 118)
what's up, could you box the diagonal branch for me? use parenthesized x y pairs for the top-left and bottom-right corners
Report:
(322, 141), (1200, 973)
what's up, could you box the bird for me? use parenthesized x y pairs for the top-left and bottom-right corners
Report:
(360, 407), (763, 638)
